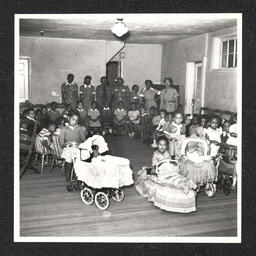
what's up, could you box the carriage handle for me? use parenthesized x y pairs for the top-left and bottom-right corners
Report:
(155, 159), (179, 174)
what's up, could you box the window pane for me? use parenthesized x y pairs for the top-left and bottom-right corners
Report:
(222, 41), (228, 54)
(235, 53), (237, 67)
(222, 54), (227, 67)
(229, 39), (235, 53)
(228, 53), (234, 67)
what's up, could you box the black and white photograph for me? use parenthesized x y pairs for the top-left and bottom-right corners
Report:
(14, 13), (241, 242)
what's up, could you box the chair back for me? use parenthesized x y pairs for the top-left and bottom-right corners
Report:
(51, 134), (63, 158)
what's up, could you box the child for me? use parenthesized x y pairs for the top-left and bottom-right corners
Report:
(62, 104), (72, 119)
(127, 102), (140, 138)
(24, 108), (36, 136)
(196, 115), (208, 138)
(221, 120), (231, 144)
(40, 105), (50, 128)
(139, 106), (152, 141)
(163, 112), (186, 157)
(48, 102), (61, 122)
(54, 117), (68, 136)
(189, 114), (200, 137)
(76, 101), (88, 127)
(183, 114), (192, 137)
(101, 103), (113, 135)
(204, 116), (222, 157)
(130, 84), (141, 107)
(35, 122), (57, 155)
(151, 108), (161, 130)
(60, 112), (86, 192)
(113, 101), (127, 136)
(226, 114), (237, 146)
(151, 109), (168, 148)
(87, 101), (101, 134)
(20, 120), (31, 151)
(135, 136), (197, 213)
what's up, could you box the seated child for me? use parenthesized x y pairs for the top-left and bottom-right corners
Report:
(151, 107), (161, 130)
(76, 101), (88, 127)
(179, 137), (217, 189)
(226, 114), (237, 146)
(87, 101), (102, 134)
(23, 108), (37, 136)
(113, 101), (127, 136)
(127, 102), (140, 138)
(130, 84), (141, 107)
(189, 114), (200, 137)
(62, 103), (72, 119)
(196, 115), (208, 138)
(139, 106), (152, 141)
(101, 102), (113, 135)
(151, 109), (168, 148)
(54, 117), (68, 136)
(39, 105), (50, 128)
(183, 113), (192, 137)
(135, 136), (197, 213)
(20, 120), (31, 151)
(60, 112), (86, 192)
(221, 120), (231, 144)
(163, 112), (186, 157)
(48, 101), (61, 122)
(35, 122), (57, 155)
(204, 116), (222, 157)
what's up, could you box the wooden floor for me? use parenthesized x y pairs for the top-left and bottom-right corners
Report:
(20, 136), (237, 237)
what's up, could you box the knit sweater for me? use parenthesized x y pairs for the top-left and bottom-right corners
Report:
(59, 125), (85, 148)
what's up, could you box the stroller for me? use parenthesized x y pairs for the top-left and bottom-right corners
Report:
(72, 135), (134, 210)
(217, 143), (237, 195)
(179, 137), (221, 197)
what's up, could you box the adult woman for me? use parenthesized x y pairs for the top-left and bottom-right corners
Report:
(160, 77), (179, 113)
(140, 80), (160, 114)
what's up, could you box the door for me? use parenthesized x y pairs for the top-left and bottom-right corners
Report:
(185, 61), (203, 114)
(19, 58), (29, 102)
(106, 61), (121, 87)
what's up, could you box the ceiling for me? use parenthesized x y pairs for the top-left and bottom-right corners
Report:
(19, 14), (237, 44)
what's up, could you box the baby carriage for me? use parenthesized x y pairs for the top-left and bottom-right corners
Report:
(136, 159), (197, 213)
(72, 135), (134, 210)
(179, 137), (220, 197)
(217, 143), (237, 195)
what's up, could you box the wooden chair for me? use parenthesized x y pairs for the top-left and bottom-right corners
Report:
(20, 121), (38, 179)
(50, 134), (65, 175)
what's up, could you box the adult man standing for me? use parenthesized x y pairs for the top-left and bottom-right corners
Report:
(96, 76), (113, 110)
(80, 75), (96, 113)
(112, 77), (130, 110)
(61, 74), (79, 109)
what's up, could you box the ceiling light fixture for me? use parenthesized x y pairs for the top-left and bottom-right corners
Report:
(111, 18), (128, 37)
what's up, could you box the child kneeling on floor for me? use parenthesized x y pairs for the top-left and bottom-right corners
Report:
(59, 112), (86, 192)
(135, 135), (197, 213)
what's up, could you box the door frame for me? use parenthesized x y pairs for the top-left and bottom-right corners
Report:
(185, 58), (207, 114)
(19, 56), (31, 102)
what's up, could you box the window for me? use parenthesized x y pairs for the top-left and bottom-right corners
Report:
(220, 38), (237, 68)
(211, 34), (237, 70)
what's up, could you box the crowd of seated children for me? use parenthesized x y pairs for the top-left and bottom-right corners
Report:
(127, 102), (140, 138)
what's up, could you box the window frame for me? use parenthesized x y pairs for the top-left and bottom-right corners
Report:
(220, 36), (237, 69)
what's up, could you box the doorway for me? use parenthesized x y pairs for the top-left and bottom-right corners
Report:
(19, 57), (30, 102)
(106, 61), (121, 87)
(185, 61), (204, 114)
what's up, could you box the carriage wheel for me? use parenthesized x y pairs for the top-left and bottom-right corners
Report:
(112, 188), (125, 202)
(95, 191), (110, 210)
(80, 187), (94, 205)
(223, 178), (231, 196)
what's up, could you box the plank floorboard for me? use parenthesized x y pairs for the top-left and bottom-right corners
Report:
(20, 135), (237, 237)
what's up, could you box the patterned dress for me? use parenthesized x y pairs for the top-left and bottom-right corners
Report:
(61, 82), (79, 109)
(80, 84), (96, 113)
(160, 87), (179, 113)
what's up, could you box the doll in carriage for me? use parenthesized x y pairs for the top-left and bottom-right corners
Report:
(135, 136), (197, 213)
(72, 135), (134, 210)
(178, 137), (219, 197)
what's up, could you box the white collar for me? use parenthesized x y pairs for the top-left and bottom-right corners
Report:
(66, 82), (75, 86)
(103, 107), (110, 110)
(77, 108), (85, 112)
(84, 84), (92, 88)
(68, 124), (78, 130)
(26, 116), (35, 121)
(90, 108), (97, 111)
(20, 127), (28, 131)
(117, 108), (124, 111)
(141, 113), (147, 117)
